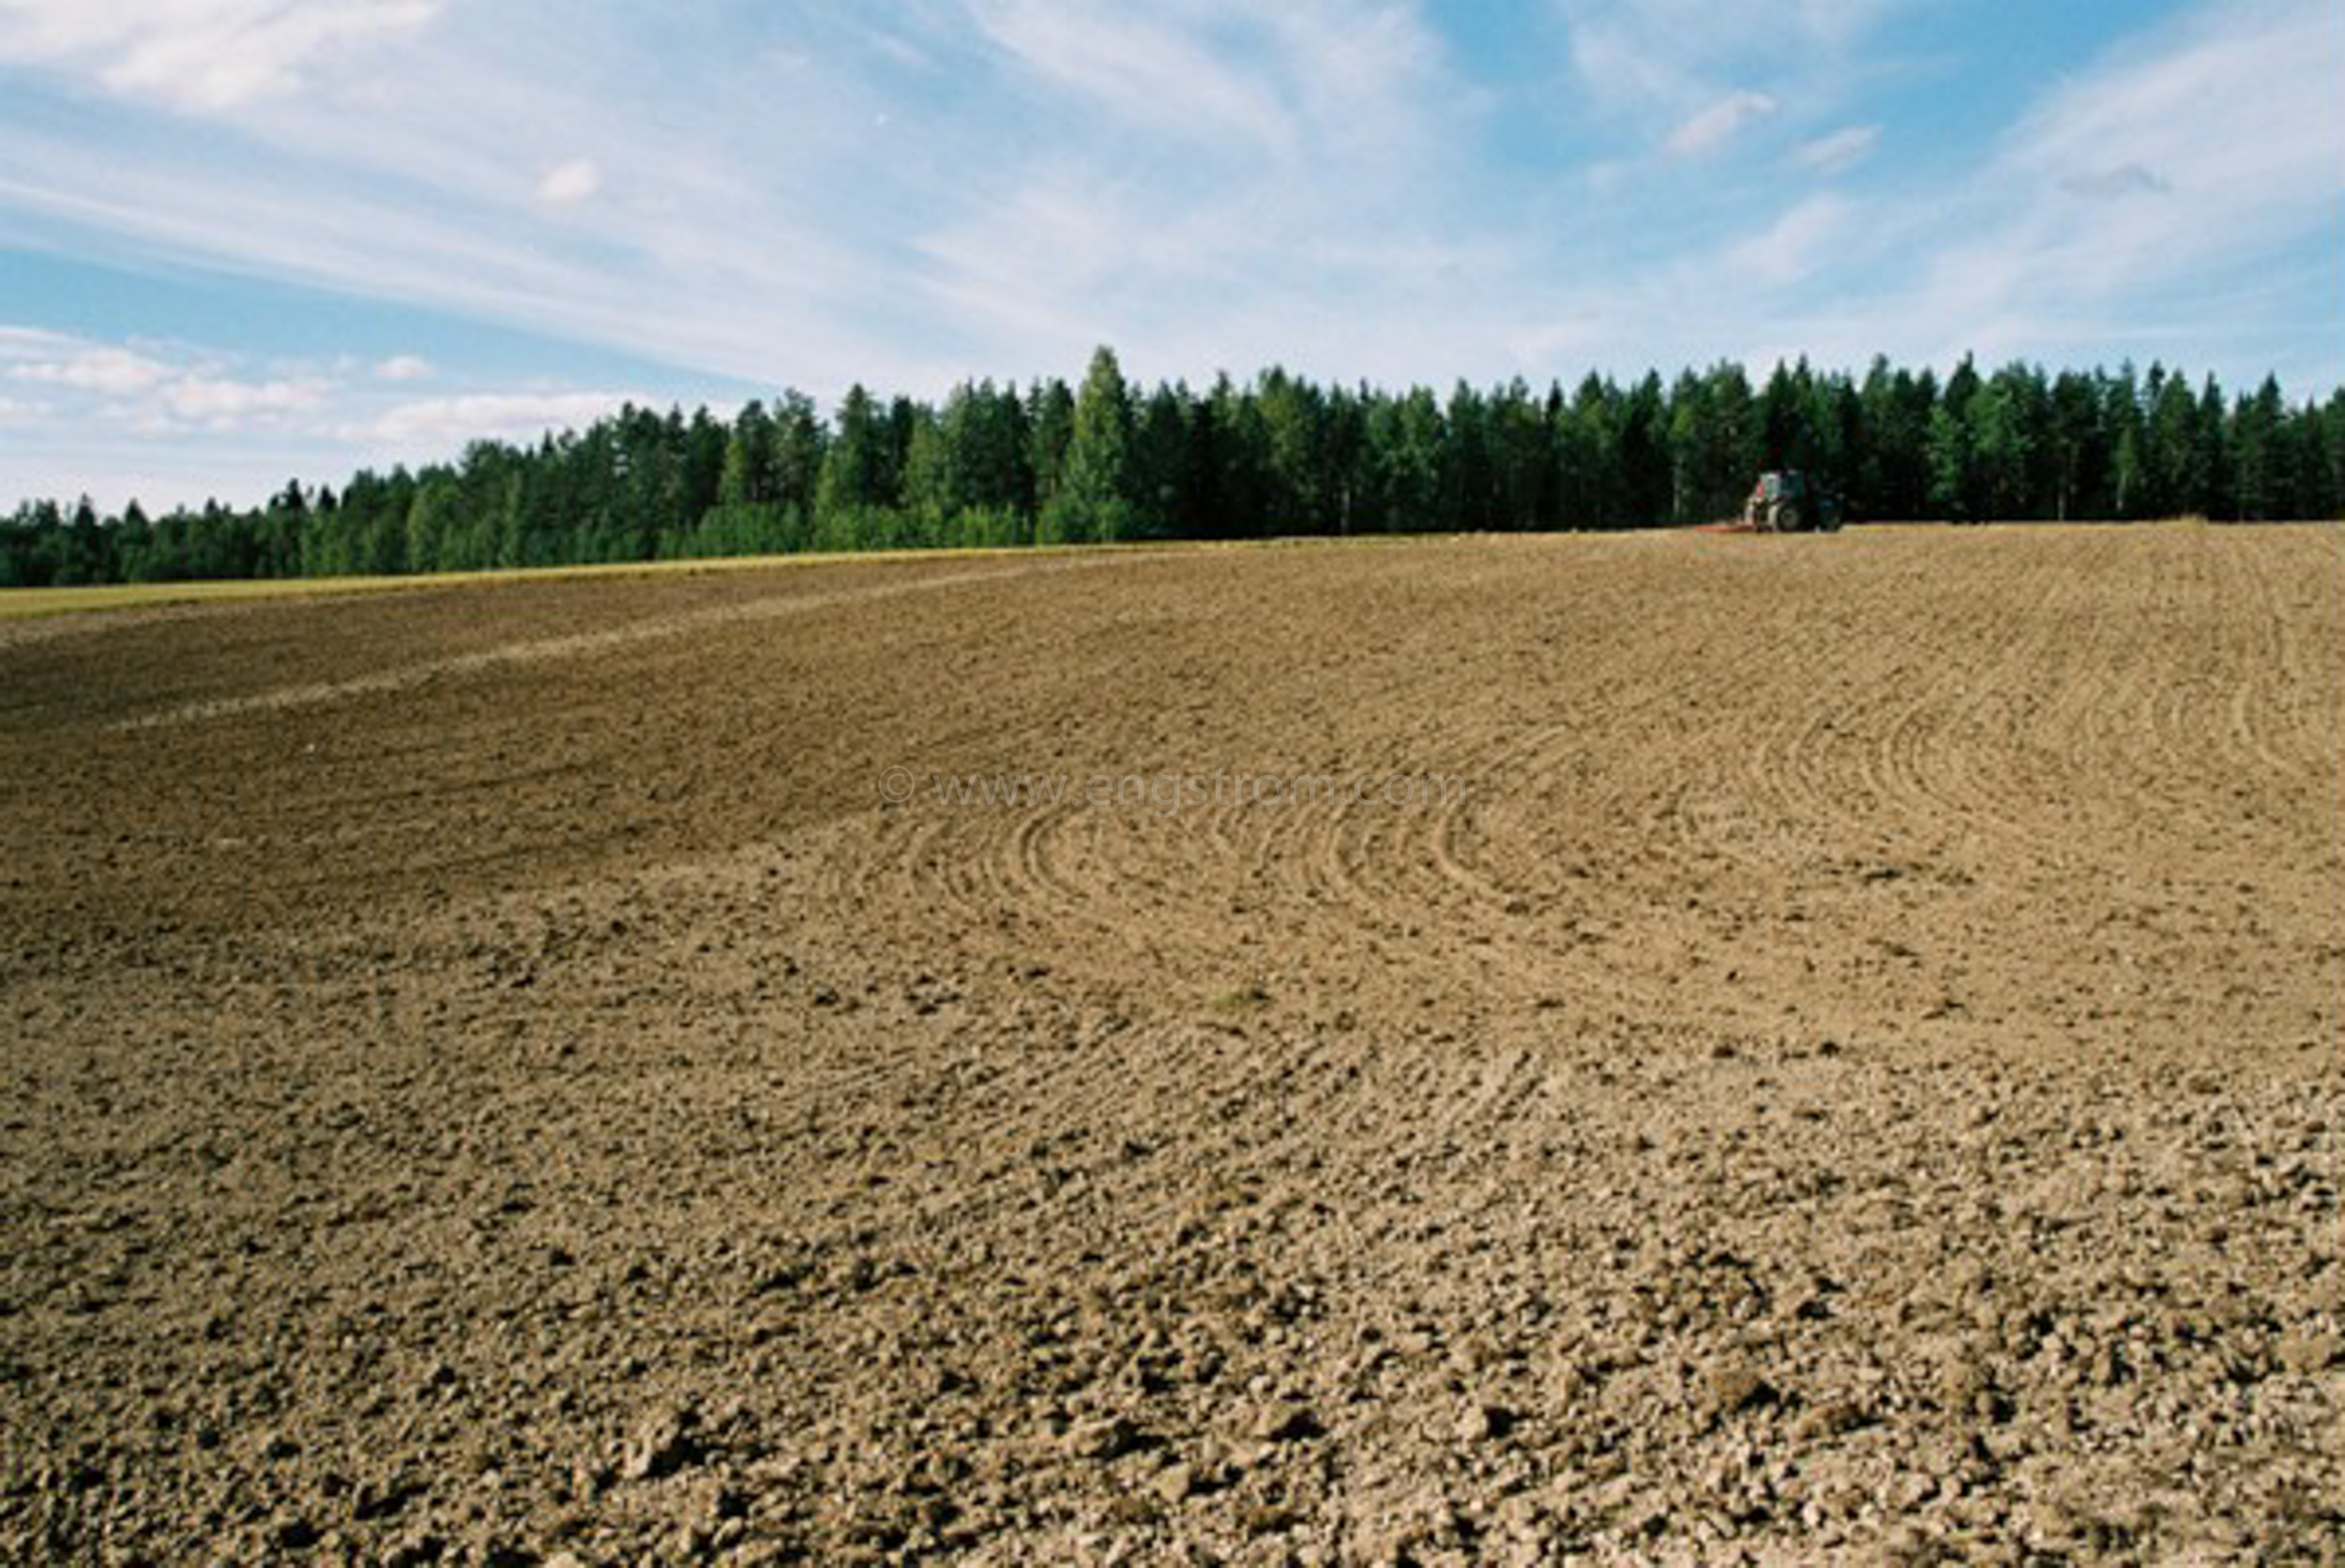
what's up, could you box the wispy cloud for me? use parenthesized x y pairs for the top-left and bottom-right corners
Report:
(0, 0), (444, 113)
(7, 339), (174, 396)
(1893, 0), (2345, 369)
(0, 323), (649, 506)
(162, 374), (333, 427)
(535, 158), (601, 206)
(969, 3), (1300, 158)
(357, 390), (642, 446)
(2, 7), (968, 391)
(4, 324), (334, 431)
(1556, 0), (1903, 123)
(1793, 124), (1880, 174)
(2058, 164), (2171, 201)
(1665, 90), (1778, 157)
(897, 1), (1490, 382)
(1718, 194), (1851, 288)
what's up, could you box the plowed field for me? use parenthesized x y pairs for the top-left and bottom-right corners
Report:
(4, 524), (2341, 1561)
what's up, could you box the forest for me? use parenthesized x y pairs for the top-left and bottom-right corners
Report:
(5, 350), (2341, 587)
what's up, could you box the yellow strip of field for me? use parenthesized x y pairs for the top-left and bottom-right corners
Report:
(0, 547), (1121, 621)
(0, 533), (1477, 622)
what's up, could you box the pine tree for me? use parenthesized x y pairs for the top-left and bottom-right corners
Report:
(817, 384), (893, 522)
(1929, 357), (1983, 520)
(1026, 378), (1077, 531)
(1045, 347), (1135, 544)
(1970, 369), (2034, 521)
(1619, 373), (1671, 527)
(2227, 377), (2279, 521)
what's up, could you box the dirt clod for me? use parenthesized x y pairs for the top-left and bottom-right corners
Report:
(621, 1407), (702, 1482)
(1251, 1402), (1324, 1444)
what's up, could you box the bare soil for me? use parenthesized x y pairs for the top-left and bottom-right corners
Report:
(3, 525), (2341, 1563)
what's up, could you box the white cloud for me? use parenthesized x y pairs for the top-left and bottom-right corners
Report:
(1719, 195), (1851, 288)
(0, 320), (669, 505)
(361, 391), (640, 446)
(1559, 0), (1903, 118)
(1793, 124), (1880, 174)
(0, 325), (72, 355)
(1665, 90), (1778, 157)
(0, 0), (445, 113)
(1525, 0), (2341, 394)
(162, 374), (333, 425)
(2056, 164), (2171, 202)
(0, 325), (337, 435)
(535, 157), (601, 206)
(1897, 0), (2345, 366)
(374, 354), (432, 381)
(0, 3), (1484, 404)
(7, 342), (175, 396)
(968, 1), (1454, 187)
(970, 2), (1298, 158)
(908, 3), (1484, 380)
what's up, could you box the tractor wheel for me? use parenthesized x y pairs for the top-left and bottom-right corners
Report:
(1777, 502), (1803, 533)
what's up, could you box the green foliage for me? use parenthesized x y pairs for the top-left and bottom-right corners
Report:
(816, 385), (893, 519)
(1025, 378), (1077, 537)
(1669, 363), (1757, 525)
(7, 354), (2341, 587)
(1044, 347), (1135, 544)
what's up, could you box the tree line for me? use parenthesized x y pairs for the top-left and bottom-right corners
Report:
(6, 350), (2341, 587)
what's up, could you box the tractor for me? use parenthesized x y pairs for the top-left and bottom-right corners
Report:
(1741, 471), (1842, 533)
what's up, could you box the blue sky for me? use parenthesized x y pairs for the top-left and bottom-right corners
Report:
(2, 0), (2340, 510)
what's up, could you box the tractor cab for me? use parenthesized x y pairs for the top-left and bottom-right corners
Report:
(1743, 472), (1842, 533)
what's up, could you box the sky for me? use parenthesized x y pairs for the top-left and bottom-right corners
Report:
(2, 0), (2340, 511)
